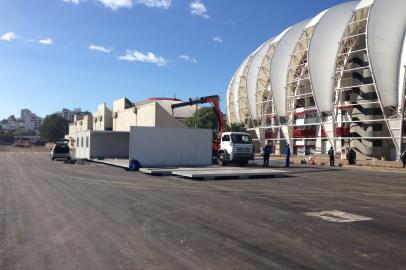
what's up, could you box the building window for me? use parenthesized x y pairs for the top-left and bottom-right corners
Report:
(372, 124), (383, 131)
(345, 92), (351, 102)
(81, 137), (84, 147)
(372, 140), (383, 147)
(307, 97), (315, 107)
(86, 137), (89, 148)
(373, 108), (382, 115)
(76, 137), (79, 147)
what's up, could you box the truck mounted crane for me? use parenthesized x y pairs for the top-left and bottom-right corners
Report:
(171, 95), (254, 166)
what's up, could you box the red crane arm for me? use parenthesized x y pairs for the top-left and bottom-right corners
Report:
(203, 96), (225, 138)
(170, 95), (225, 139)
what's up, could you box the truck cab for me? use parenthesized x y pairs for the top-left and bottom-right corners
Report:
(217, 132), (254, 166)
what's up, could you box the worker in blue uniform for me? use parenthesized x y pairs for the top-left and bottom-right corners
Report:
(284, 144), (291, 168)
(262, 142), (272, 167)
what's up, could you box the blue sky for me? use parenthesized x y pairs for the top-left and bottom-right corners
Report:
(0, 0), (348, 119)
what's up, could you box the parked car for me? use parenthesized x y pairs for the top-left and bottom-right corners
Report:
(51, 139), (71, 161)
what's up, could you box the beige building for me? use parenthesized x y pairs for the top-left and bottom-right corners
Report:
(93, 103), (113, 131)
(112, 97), (195, 132)
(66, 114), (93, 146)
(66, 97), (196, 148)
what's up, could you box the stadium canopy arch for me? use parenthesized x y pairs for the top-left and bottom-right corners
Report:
(226, 0), (406, 160)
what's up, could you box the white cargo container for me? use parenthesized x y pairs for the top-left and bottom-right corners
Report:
(129, 127), (212, 167)
(74, 131), (129, 159)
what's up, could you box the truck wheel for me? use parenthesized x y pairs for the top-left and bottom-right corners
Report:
(217, 152), (227, 166)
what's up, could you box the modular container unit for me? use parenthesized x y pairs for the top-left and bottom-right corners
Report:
(74, 131), (129, 159)
(129, 126), (212, 167)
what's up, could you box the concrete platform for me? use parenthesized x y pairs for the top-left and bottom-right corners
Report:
(90, 158), (129, 168)
(172, 168), (288, 180)
(141, 167), (288, 180)
(139, 167), (178, 176)
(139, 167), (212, 176)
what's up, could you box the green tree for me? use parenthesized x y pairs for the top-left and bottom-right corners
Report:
(0, 130), (14, 144)
(39, 114), (69, 142)
(224, 123), (247, 132)
(185, 107), (219, 130)
(13, 129), (36, 137)
(185, 107), (248, 133)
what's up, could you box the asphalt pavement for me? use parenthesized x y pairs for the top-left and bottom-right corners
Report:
(0, 150), (405, 270)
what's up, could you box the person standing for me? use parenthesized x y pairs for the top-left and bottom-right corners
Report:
(349, 148), (356, 165)
(328, 146), (335, 167)
(262, 142), (272, 167)
(348, 149), (352, 165)
(284, 144), (291, 168)
(352, 149), (357, 165)
(400, 150), (406, 168)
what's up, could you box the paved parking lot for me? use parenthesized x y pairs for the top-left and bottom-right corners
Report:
(0, 151), (405, 270)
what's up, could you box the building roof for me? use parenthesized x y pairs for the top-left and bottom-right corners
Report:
(227, 0), (406, 121)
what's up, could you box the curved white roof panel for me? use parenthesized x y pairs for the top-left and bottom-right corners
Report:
(356, 0), (373, 10)
(306, 9), (329, 28)
(270, 20), (310, 116)
(246, 38), (276, 119)
(309, 1), (359, 112)
(399, 35), (406, 107)
(274, 27), (291, 43)
(226, 73), (236, 122)
(232, 57), (251, 123)
(367, 0), (406, 107)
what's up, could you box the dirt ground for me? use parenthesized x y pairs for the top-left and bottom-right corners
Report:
(0, 144), (48, 152)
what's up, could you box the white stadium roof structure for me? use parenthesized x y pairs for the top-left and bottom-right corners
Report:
(226, 0), (406, 160)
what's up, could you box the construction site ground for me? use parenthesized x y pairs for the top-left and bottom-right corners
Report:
(0, 147), (405, 270)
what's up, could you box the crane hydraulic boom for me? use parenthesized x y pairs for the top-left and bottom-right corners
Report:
(171, 95), (253, 166)
(170, 95), (225, 138)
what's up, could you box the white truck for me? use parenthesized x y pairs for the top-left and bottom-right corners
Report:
(171, 95), (254, 166)
(217, 132), (254, 166)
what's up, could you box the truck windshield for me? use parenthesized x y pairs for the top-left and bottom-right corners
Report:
(231, 134), (252, 144)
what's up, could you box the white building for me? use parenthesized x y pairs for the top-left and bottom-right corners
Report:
(0, 116), (23, 131)
(56, 108), (83, 123)
(68, 97), (212, 166)
(20, 109), (43, 131)
(227, 0), (406, 160)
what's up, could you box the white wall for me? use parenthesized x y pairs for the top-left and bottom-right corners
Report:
(129, 127), (212, 167)
(74, 131), (129, 159)
(89, 132), (129, 158)
(74, 131), (91, 159)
